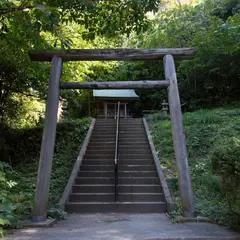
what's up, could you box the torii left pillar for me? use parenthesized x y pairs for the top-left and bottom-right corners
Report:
(32, 57), (62, 222)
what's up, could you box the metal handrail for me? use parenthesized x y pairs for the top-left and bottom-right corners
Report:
(114, 101), (120, 202)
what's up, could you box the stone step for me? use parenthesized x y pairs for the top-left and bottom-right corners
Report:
(82, 160), (114, 165)
(82, 159), (153, 165)
(78, 171), (157, 178)
(120, 122), (143, 124)
(119, 124), (143, 127)
(119, 126), (144, 129)
(86, 149), (151, 154)
(72, 184), (114, 193)
(75, 177), (159, 185)
(118, 171), (157, 178)
(85, 150), (115, 154)
(92, 132), (116, 135)
(120, 134), (146, 137)
(94, 124), (116, 127)
(86, 146), (150, 151)
(118, 165), (156, 171)
(119, 160), (154, 165)
(69, 193), (114, 202)
(118, 184), (162, 193)
(119, 140), (149, 144)
(119, 177), (159, 184)
(92, 131), (116, 134)
(118, 193), (164, 202)
(119, 129), (145, 132)
(87, 142), (115, 146)
(95, 122), (116, 124)
(88, 142), (149, 146)
(88, 141), (116, 145)
(90, 135), (116, 139)
(118, 149), (152, 154)
(120, 121), (142, 123)
(92, 131), (115, 134)
(84, 154), (115, 159)
(96, 119), (116, 121)
(119, 131), (145, 134)
(75, 177), (114, 185)
(69, 193), (164, 202)
(119, 136), (147, 140)
(65, 202), (166, 213)
(81, 165), (114, 171)
(119, 123), (143, 126)
(119, 144), (150, 148)
(119, 135), (146, 138)
(94, 125), (116, 128)
(72, 184), (162, 194)
(119, 154), (153, 159)
(80, 165), (156, 171)
(93, 124), (116, 131)
(119, 130), (146, 133)
(118, 141), (149, 145)
(87, 146), (115, 151)
(89, 139), (115, 142)
(94, 126), (116, 129)
(78, 171), (114, 178)
(94, 127), (116, 129)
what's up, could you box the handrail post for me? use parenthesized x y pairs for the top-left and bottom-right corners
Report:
(114, 101), (120, 202)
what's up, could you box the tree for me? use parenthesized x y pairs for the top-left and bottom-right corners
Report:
(0, 0), (161, 126)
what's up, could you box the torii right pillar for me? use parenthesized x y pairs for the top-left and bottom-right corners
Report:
(163, 54), (196, 217)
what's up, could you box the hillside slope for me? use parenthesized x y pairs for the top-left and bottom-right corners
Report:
(148, 107), (240, 230)
(0, 118), (91, 233)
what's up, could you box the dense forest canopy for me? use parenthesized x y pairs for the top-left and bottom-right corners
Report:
(0, 0), (160, 127)
(1, 0), (240, 127)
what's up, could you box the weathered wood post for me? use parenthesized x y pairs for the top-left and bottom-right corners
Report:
(163, 54), (196, 218)
(33, 57), (63, 222)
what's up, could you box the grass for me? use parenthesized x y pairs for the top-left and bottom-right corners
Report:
(148, 107), (240, 231)
(1, 117), (91, 223)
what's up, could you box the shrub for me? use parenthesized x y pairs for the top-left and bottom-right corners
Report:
(211, 136), (240, 218)
(149, 107), (240, 230)
(0, 118), (91, 233)
(0, 163), (19, 237)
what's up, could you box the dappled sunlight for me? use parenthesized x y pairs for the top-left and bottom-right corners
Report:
(21, 228), (39, 234)
(161, 121), (171, 128)
(94, 229), (135, 240)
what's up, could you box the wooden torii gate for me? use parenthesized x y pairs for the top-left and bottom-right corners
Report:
(29, 48), (196, 222)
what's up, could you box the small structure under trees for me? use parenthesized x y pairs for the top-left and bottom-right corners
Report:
(29, 48), (197, 223)
(93, 89), (139, 118)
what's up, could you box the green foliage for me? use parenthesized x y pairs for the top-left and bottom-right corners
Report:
(0, 163), (19, 236)
(96, 2), (240, 112)
(0, 118), (91, 233)
(211, 136), (240, 224)
(212, 137), (240, 180)
(47, 207), (67, 220)
(148, 106), (240, 230)
(3, 94), (45, 129)
(0, 0), (161, 127)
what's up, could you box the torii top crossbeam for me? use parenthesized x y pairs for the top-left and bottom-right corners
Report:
(29, 48), (196, 61)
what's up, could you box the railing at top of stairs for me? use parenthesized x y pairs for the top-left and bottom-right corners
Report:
(114, 101), (120, 202)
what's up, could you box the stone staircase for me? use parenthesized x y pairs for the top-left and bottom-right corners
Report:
(65, 118), (167, 213)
